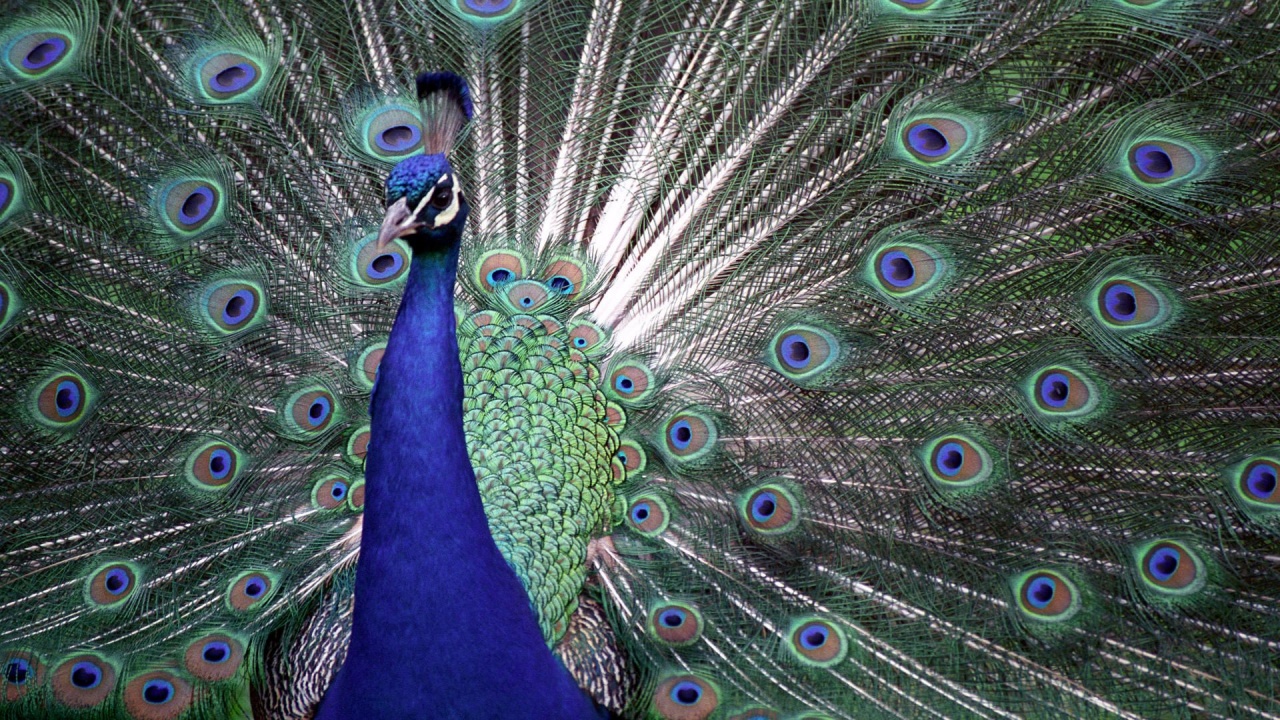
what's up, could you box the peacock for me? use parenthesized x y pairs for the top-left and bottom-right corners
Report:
(1, 0), (1278, 717)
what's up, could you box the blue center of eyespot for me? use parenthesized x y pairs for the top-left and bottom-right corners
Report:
(907, 124), (949, 157)
(70, 662), (102, 689)
(367, 251), (404, 280)
(1039, 372), (1070, 408)
(669, 420), (693, 450)
(376, 124), (423, 153)
(330, 481), (348, 500)
(548, 276), (574, 294)
(1245, 463), (1277, 499)
(519, 295), (534, 307)
(307, 397), (331, 426)
(208, 448), (232, 480)
(880, 251), (916, 288)
(574, 336), (588, 348)
(22, 36), (68, 71)
(177, 187), (215, 225)
(104, 567), (130, 596)
(614, 375), (634, 393)
(0, 179), (12, 213)
(1026, 577), (1056, 608)
(671, 681), (702, 706)
(464, 0), (516, 14)
(210, 63), (257, 93)
(630, 502), (651, 524)
(800, 625), (829, 650)
(222, 290), (256, 325)
(5, 658), (30, 684)
(1104, 284), (1138, 322)
(487, 268), (513, 285)
(936, 442), (964, 477)
(1133, 145), (1174, 179)
(780, 334), (811, 369)
(142, 678), (174, 704)
(202, 641), (231, 664)
(751, 492), (777, 522)
(616, 450), (627, 462)
(244, 576), (266, 599)
(659, 609), (686, 627)
(1148, 547), (1181, 581)
(55, 379), (80, 417)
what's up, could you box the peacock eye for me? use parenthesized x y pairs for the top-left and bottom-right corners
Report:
(430, 187), (453, 209)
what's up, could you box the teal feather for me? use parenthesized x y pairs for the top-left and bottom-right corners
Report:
(1, 0), (1279, 718)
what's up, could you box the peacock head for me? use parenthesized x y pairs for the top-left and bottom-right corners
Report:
(377, 71), (472, 254)
(378, 154), (469, 253)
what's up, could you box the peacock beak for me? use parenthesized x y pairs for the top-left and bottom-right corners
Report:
(377, 196), (428, 249)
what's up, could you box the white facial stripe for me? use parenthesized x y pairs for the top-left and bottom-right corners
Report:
(432, 175), (462, 228)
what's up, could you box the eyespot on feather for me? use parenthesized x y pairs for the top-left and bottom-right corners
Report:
(364, 106), (424, 159)
(1134, 540), (1205, 597)
(184, 440), (243, 491)
(157, 178), (224, 237)
(1, 651), (43, 701)
(920, 434), (993, 490)
(51, 654), (116, 708)
(312, 470), (353, 510)
(767, 325), (839, 382)
(351, 341), (386, 390)
(4, 30), (75, 78)
(653, 674), (719, 720)
(123, 670), (192, 720)
(196, 52), (265, 102)
(504, 280), (548, 312)
(200, 278), (267, 335)
(225, 570), (277, 612)
(350, 234), (410, 288)
(1025, 365), (1100, 419)
(786, 617), (848, 667)
(616, 440), (647, 474)
(31, 370), (94, 430)
(737, 483), (800, 535)
(280, 384), (342, 438)
(0, 280), (20, 333)
(870, 243), (947, 299)
(567, 320), (607, 353)
(606, 360), (654, 402)
(0, 175), (20, 226)
(183, 633), (244, 682)
(347, 478), (366, 512)
(660, 409), (717, 463)
(886, 0), (940, 8)
(901, 117), (969, 163)
(346, 425), (371, 466)
(648, 601), (703, 646)
(1226, 454), (1280, 526)
(447, 0), (522, 23)
(626, 495), (670, 536)
(541, 258), (586, 297)
(1126, 140), (1200, 185)
(1013, 570), (1081, 622)
(1090, 276), (1172, 332)
(476, 250), (527, 290)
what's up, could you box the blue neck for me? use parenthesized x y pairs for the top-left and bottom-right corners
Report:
(317, 242), (603, 718)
